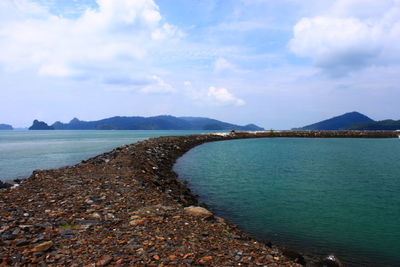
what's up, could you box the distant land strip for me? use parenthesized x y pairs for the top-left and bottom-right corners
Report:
(0, 130), (397, 265)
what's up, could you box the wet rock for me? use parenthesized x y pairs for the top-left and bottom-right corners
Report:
(316, 254), (343, 267)
(0, 180), (12, 189)
(184, 206), (213, 217)
(282, 248), (306, 265)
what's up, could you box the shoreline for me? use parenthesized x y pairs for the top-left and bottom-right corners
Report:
(0, 131), (397, 265)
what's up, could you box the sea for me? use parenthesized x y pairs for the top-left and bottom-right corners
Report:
(0, 130), (207, 182)
(174, 138), (400, 267)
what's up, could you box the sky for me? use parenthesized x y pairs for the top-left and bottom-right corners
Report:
(0, 0), (399, 129)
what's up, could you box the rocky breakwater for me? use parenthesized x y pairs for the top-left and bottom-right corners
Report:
(0, 133), (306, 266)
(0, 131), (396, 266)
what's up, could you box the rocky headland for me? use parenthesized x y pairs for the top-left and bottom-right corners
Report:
(28, 120), (54, 130)
(0, 131), (397, 266)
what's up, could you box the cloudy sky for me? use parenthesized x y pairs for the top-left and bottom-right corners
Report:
(1, 0), (399, 129)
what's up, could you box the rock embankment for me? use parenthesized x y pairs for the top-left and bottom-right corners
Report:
(0, 131), (396, 266)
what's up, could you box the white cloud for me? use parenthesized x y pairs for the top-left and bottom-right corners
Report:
(289, 0), (400, 76)
(0, 0), (182, 77)
(214, 57), (236, 73)
(207, 86), (245, 106)
(140, 75), (176, 94)
(183, 82), (245, 106)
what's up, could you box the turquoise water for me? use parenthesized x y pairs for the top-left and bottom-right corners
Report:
(174, 138), (400, 267)
(0, 130), (207, 181)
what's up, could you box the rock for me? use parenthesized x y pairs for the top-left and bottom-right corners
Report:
(199, 256), (213, 264)
(96, 255), (112, 266)
(282, 249), (306, 265)
(2, 234), (16, 240)
(60, 230), (74, 238)
(316, 254), (343, 267)
(0, 181), (12, 189)
(105, 213), (115, 220)
(214, 216), (226, 224)
(183, 206), (213, 217)
(91, 212), (102, 219)
(129, 219), (144, 226)
(31, 241), (53, 252)
(15, 239), (29, 247)
(168, 255), (177, 260)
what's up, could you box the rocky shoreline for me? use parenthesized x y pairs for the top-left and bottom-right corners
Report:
(0, 131), (397, 266)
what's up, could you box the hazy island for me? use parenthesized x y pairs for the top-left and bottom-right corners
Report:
(0, 123), (13, 130)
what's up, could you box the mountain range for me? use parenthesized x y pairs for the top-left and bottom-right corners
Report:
(11, 112), (400, 131)
(32, 115), (264, 131)
(293, 111), (400, 130)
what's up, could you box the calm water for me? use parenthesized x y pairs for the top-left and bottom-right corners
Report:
(174, 138), (400, 267)
(0, 130), (207, 181)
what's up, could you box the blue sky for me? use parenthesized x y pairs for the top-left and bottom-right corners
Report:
(1, 0), (399, 129)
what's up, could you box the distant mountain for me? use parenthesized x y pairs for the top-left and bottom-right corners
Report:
(347, 119), (400, 130)
(0, 124), (13, 130)
(29, 120), (54, 130)
(51, 115), (264, 131)
(293, 112), (375, 130)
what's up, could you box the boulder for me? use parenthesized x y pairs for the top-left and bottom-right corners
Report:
(0, 181), (12, 189)
(183, 206), (213, 217)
